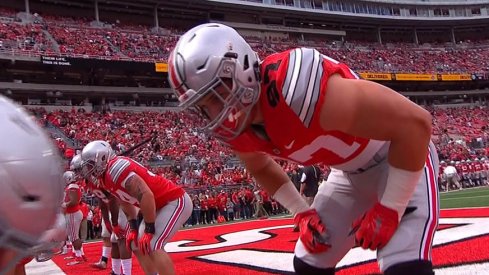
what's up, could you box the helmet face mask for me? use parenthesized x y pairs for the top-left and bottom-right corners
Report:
(169, 23), (261, 142)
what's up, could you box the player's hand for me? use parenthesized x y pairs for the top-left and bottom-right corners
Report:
(104, 220), (113, 235)
(138, 233), (154, 255)
(294, 209), (330, 253)
(112, 224), (125, 239)
(125, 229), (138, 251)
(351, 202), (399, 250)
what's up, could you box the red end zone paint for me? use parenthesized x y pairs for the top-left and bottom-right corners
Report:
(51, 207), (489, 275)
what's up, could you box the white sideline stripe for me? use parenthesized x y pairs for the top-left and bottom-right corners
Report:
(437, 262), (489, 274)
(440, 194), (489, 201)
(25, 259), (66, 275)
(198, 250), (489, 274)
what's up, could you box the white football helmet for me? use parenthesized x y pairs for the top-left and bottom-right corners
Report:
(63, 171), (77, 185)
(81, 140), (115, 178)
(169, 23), (261, 142)
(70, 154), (83, 174)
(0, 96), (64, 272)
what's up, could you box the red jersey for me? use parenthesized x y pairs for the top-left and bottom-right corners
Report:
(103, 156), (185, 209)
(474, 162), (483, 172)
(80, 202), (89, 219)
(87, 179), (111, 205)
(228, 48), (385, 170)
(64, 184), (81, 214)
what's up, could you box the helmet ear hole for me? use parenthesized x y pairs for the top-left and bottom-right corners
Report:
(243, 54), (250, 70)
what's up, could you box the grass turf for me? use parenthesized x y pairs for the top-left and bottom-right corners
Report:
(440, 186), (489, 209)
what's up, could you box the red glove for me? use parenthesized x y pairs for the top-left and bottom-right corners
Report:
(352, 202), (399, 250)
(125, 229), (138, 251)
(112, 224), (125, 239)
(104, 220), (113, 235)
(138, 232), (154, 255)
(294, 209), (330, 254)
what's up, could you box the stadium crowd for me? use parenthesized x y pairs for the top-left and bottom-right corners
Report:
(1, 9), (489, 74)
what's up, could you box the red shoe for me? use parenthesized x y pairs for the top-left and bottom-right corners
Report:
(67, 256), (84, 266)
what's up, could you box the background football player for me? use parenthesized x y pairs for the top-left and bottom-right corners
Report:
(81, 140), (192, 275)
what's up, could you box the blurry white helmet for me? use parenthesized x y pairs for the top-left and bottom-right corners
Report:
(169, 23), (261, 142)
(34, 213), (67, 262)
(81, 140), (115, 178)
(0, 96), (63, 271)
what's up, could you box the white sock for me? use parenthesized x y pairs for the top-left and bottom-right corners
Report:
(102, 246), (111, 259)
(112, 258), (121, 275)
(75, 250), (82, 258)
(121, 258), (132, 275)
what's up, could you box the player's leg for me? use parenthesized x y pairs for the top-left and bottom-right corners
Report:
(92, 218), (111, 269)
(377, 142), (439, 275)
(131, 221), (157, 274)
(110, 237), (121, 275)
(294, 167), (379, 274)
(149, 193), (192, 275)
(79, 217), (87, 261)
(67, 211), (84, 265)
(116, 209), (132, 275)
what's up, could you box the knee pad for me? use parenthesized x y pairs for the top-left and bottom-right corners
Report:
(293, 256), (335, 275)
(384, 260), (434, 275)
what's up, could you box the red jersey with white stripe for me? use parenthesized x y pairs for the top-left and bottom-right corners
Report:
(229, 48), (384, 170)
(64, 184), (82, 214)
(102, 156), (185, 209)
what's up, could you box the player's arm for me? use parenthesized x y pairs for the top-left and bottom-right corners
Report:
(98, 199), (111, 223)
(320, 74), (432, 216)
(107, 195), (120, 226)
(235, 151), (309, 215)
(120, 201), (138, 220)
(65, 189), (79, 208)
(123, 174), (156, 223)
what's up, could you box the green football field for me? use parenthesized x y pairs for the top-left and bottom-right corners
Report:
(440, 186), (489, 209)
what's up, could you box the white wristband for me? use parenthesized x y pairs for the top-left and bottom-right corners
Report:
(381, 165), (423, 220)
(273, 181), (310, 216)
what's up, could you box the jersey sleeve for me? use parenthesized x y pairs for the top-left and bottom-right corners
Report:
(280, 48), (359, 128)
(107, 157), (131, 186)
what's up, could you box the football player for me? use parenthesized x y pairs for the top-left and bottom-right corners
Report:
(73, 153), (133, 275)
(61, 171), (85, 265)
(81, 140), (192, 275)
(168, 23), (439, 275)
(0, 95), (64, 275)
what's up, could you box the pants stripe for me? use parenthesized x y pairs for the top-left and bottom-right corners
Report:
(420, 148), (439, 260)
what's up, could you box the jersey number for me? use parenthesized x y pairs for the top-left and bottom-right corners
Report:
(263, 60), (281, 107)
(115, 189), (139, 206)
(92, 189), (110, 204)
(288, 135), (360, 163)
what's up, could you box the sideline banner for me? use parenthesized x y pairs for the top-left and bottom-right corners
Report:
(359, 73), (392, 81)
(394, 73), (437, 81)
(155, 62), (168, 73)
